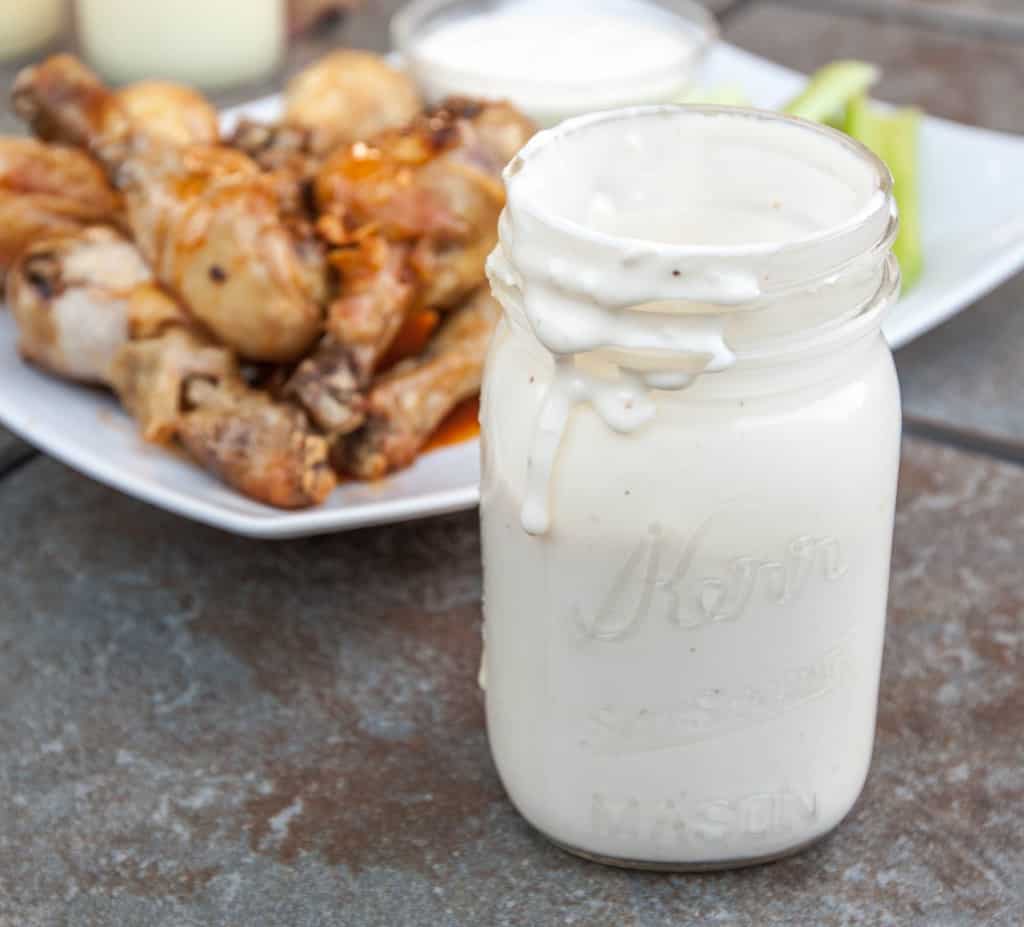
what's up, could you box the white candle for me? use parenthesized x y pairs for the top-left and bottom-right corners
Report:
(76, 0), (285, 89)
(0, 0), (64, 62)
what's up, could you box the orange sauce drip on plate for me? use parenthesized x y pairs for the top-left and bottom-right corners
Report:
(378, 309), (441, 371)
(424, 396), (481, 452)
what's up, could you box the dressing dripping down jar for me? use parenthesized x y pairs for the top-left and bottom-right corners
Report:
(480, 106), (902, 870)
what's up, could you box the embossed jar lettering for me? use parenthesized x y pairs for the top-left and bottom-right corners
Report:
(573, 526), (850, 642)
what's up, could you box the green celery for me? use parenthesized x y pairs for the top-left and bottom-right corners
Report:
(885, 107), (924, 288)
(845, 92), (885, 151)
(845, 94), (924, 289)
(783, 60), (880, 123)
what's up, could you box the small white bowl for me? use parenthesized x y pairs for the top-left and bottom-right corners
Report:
(392, 0), (718, 127)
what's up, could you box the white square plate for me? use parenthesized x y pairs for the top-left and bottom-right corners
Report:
(3, 43), (1024, 538)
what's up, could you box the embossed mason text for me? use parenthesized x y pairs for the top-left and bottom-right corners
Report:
(573, 526), (849, 642)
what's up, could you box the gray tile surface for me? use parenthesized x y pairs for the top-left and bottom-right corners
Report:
(0, 438), (1021, 925)
(796, 0), (1024, 38)
(0, 429), (30, 475)
(897, 272), (1024, 443)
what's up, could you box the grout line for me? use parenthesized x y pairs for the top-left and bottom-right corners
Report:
(766, 0), (1024, 42)
(903, 414), (1024, 467)
(0, 445), (38, 482)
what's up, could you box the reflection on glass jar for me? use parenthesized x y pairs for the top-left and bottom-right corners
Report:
(480, 106), (902, 870)
(75, 0), (285, 89)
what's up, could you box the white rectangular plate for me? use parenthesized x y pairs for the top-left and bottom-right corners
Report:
(3, 42), (1024, 538)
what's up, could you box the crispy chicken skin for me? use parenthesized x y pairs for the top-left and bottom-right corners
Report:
(284, 50), (422, 155)
(110, 331), (336, 508)
(228, 119), (317, 177)
(116, 81), (220, 147)
(13, 54), (323, 363)
(0, 137), (121, 278)
(284, 236), (413, 434)
(7, 226), (334, 508)
(225, 118), (329, 304)
(287, 100), (533, 436)
(317, 98), (533, 330)
(6, 226), (184, 384)
(339, 288), (500, 480)
(179, 378), (337, 509)
(109, 326), (238, 443)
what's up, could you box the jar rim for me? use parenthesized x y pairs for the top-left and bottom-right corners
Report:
(733, 254), (901, 366)
(505, 104), (895, 262)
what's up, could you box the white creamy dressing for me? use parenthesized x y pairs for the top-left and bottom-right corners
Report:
(480, 107), (901, 866)
(488, 249), (741, 535)
(414, 10), (693, 84)
(488, 107), (890, 536)
(405, 1), (713, 127)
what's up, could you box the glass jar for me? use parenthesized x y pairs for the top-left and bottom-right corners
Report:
(480, 106), (902, 870)
(75, 0), (285, 90)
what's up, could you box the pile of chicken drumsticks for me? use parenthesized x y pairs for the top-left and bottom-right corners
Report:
(0, 51), (533, 508)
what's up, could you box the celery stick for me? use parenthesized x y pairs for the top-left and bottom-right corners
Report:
(783, 60), (880, 123)
(845, 93), (885, 151)
(822, 110), (847, 131)
(884, 107), (924, 288)
(844, 95), (924, 289)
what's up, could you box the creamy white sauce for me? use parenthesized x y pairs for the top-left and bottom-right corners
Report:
(405, 2), (713, 127)
(480, 106), (901, 866)
(415, 11), (694, 84)
(489, 107), (890, 536)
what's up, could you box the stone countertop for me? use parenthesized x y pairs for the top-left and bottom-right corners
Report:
(1, 437), (1022, 926)
(1, 2), (1023, 925)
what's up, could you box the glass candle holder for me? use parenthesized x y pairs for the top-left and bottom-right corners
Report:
(0, 0), (66, 63)
(75, 0), (286, 90)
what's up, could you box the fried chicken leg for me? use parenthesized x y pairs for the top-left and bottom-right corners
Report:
(12, 54), (323, 363)
(6, 227), (335, 508)
(116, 81), (219, 147)
(285, 100), (533, 437)
(178, 378), (336, 509)
(0, 137), (121, 280)
(338, 288), (500, 480)
(284, 51), (421, 155)
(6, 226), (184, 384)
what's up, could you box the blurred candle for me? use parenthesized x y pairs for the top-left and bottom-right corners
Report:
(76, 0), (285, 89)
(0, 0), (64, 62)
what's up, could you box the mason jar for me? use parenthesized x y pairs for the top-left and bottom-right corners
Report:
(480, 106), (902, 870)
